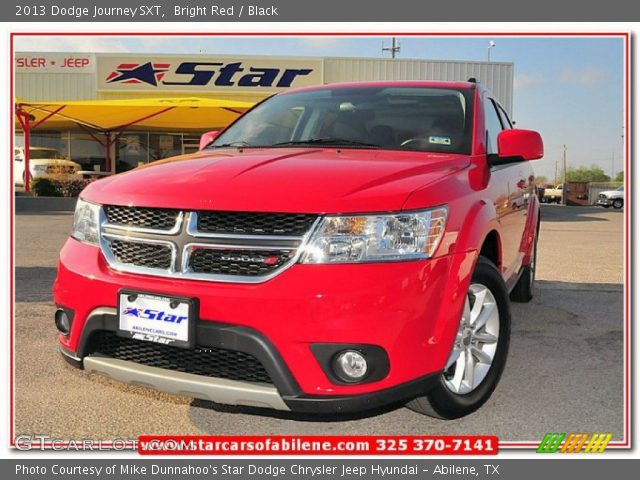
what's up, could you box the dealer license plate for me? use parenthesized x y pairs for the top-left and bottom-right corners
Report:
(117, 290), (196, 348)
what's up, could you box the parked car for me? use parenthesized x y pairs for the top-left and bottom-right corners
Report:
(54, 81), (542, 419)
(542, 184), (563, 203)
(596, 185), (624, 209)
(14, 147), (82, 187)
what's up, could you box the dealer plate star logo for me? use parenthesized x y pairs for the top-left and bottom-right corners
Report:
(105, 62), (170, 86)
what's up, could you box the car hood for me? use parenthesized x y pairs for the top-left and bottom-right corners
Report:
(601, 190), (623, 197)
(83, 147), (470, 213)
(28, 159), (81, 168)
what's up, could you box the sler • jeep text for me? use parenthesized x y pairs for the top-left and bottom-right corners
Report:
(54, 81), (543, 419)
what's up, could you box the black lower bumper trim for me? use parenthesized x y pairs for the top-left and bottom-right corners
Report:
(282, 371), (441, 414)
(58, 346), (82, 368)
(67, 308), (301, 396)
(62, 308), (442, 415)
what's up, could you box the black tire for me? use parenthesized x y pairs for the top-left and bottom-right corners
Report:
(510, 234), (537, 303)
(406, 257), (511, 419)
(613, 199), (623, 209)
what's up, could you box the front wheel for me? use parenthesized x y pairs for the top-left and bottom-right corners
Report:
(613, 199), (623, 209)
(407, 257), (511, 419)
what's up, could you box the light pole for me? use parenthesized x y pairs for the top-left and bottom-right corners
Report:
(487, 40), (496, 62)
(562, 144), (567, 205)
(382, 37), (400, 59)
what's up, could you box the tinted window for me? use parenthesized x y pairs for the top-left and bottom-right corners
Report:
(212, 86), (474, 154)
(484, 97), (504, 155)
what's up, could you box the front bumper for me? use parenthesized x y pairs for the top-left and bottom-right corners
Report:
(596, 198), (614, 206)
(54, 238), (474, 412)
(58, 307), (444, 413)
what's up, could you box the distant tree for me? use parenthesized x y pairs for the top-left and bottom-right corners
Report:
(534, 175), (548, 184)
(615, 171), (624, 182)
(565, 165), (611, 182)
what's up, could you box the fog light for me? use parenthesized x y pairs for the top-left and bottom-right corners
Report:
(334, 350), (368, 382)
(55, 309), (71, 335)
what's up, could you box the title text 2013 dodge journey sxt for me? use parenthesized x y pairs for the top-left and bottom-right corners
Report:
(54, 81), (543, 419)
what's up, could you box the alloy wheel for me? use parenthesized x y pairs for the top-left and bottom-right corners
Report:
(443, 284), (500, 395)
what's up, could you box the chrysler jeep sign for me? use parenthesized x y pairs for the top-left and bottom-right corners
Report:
(97, 55), (323, 92)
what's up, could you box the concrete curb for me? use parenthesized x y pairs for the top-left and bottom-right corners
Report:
(15, 196), (77, 213)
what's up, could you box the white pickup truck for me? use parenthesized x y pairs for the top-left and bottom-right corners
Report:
(596, 185), (624, 209)
(542, 184), (563, 204)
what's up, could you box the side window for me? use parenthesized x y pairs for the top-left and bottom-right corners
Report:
(496, 104), (513, 129)
(483, 97), (504, 155)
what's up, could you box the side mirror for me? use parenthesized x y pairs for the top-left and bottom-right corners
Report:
(496, 129), (544, 162)
(199, 130), (220, 150)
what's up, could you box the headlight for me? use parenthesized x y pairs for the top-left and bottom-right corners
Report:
(301, 206), (447, 264)
(71, 198), (102, 246)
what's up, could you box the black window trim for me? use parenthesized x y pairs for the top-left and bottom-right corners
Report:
(494, 101), (513, 130)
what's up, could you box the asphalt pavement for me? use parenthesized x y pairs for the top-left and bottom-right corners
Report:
(14, 205), (625, 442)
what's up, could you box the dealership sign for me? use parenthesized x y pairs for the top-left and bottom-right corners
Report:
(97, 55), (323, 92)
(15, 53), (95, 73)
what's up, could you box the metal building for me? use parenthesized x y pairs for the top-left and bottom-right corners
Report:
(15, 52), (513, 173)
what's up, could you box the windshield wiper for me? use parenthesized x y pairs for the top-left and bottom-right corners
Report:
(272, 138), (381, 148)
(209, 141), (253, 149)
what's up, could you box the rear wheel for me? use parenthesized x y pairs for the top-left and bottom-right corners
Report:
(406, 257), (511, 419)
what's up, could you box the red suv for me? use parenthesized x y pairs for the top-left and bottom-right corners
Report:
(54, 81), (542, 419)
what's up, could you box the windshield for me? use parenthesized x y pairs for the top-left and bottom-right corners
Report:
(30, 148), (65, 159)
(211, 86), (474, 154)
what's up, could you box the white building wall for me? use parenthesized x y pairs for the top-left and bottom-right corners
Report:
(15, 72), (96, 102)
(323, 57), (514, 115)
(16, 53), (514, 114)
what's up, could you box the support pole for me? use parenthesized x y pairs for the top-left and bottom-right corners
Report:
(562, 144), (567, 206)
(105, 132), (112, 173)
(16, 108), (32, 193)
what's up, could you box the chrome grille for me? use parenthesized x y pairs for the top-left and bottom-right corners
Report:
(197, 211), (317, 236)
(110, 239), (173, 270)
(99, 207), (319, 283)
(105, 206), (180, 231)
(188, 248), (295, 276)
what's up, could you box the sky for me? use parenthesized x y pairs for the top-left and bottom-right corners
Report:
(15, 35), (625, 181)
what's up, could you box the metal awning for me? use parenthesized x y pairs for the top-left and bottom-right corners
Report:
(15, 96), (254, 131)
(14, 96), (255, 192)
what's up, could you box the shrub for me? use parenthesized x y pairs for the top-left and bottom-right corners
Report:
(55, 178), (93, 197)
(31, 177), (60, 197)
(31, 176), (93, 197)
